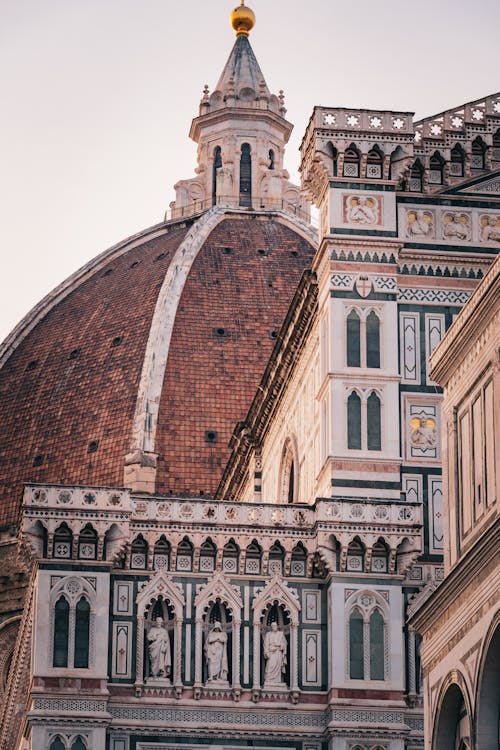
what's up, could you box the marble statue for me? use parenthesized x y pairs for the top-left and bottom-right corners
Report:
(481, 216), (500, 243)
(263, 622), (287, 685)
(147, 616), (171, 679)
(205, 621), (228, 682)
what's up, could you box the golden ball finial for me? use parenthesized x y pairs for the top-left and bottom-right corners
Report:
(230, 1), (255, 37)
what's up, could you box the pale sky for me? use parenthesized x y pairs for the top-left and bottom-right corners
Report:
(1, 0), (499, 342)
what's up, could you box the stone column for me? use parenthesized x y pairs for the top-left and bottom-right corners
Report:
(194, 617), (203, 698)
(252, 622), (261, 701)
(174, 617), (183, 696)
(407, 626), (417, 699)
(135, 615), (144, 696)
(290, 622), (300, 700)
(232, 618), (241, 699)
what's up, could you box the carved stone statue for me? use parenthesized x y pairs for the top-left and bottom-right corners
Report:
(481, 216), (500, 243)
(205, 621), (228, 683)
(263, 622), (287, 686)
(147, 616), (171, 679)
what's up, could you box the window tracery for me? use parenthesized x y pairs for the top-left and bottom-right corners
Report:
(346, 590), (388, 682)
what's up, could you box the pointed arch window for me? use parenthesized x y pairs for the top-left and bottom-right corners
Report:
(327, 142), (338, 177)
(291, 543), (307, 577)
(199, 538), (217, 573)
(176, 537), (193, 572)
(74, 597), (90, 668)
(409, 159), (424, 192)
(212, 146), (222, 205)
(343, 145), (360, 178)
(268, 541), (285, 576)
(245, 540), (262, 575)
(78, 524), (97, 560)
(369, 609), (385, 680)
(349, 608), (364, 679)
(268, 149), (275, 170)
(471, 137), (486, 170)
(366, 311), (380, 368)
(279, 438), (298, 504)
(429, 151), (445, 185)
(367, 391), (381, 451)
(71, 739), (87, 750)
(53, 596), (70, 667)
(53, 523), (72, 559)
(347, 392), (362, 450)
(130, 534), (148, 570)
(49, 738), (66, 750)
(347, 311), (361, 367)
(366, 147), (383, 179)
(153, 535), (171, 571)
(239, 143), (252, 207)
(450, 144), (465, 177)
(222, 539), (239, 574)
(493, 128), (500, 161)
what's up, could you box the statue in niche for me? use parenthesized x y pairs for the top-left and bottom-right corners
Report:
(263, 622), (287, 686)
(443, 213), (469, 240)
(147, 616), (171, 679)
(481, 215), (500, 243)
(406, 210), (433, 237)
(205, 621), (228, 683)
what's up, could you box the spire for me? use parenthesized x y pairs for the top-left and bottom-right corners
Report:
(214, 34), (271, 103)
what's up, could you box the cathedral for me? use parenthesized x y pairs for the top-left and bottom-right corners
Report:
(0, 4), (499, 750)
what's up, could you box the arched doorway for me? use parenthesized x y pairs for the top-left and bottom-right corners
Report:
(476, 620), (500, 750)
(433, 681), (471, 750)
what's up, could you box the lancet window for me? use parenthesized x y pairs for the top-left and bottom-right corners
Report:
(130, 534), (148, 570)
(429, 150), (445, 184)
(346, 308), (381, 369)
(153, 535), (171, 571)
(366, 146), (383, 179)
(51, 577), (95, 670)
(239, 143), (252, 207)
(450, 144), (465, 177)
(212, 146), (222, 205)
(53, 523), (73, 559)
(222, 539), (239, 575)
(347, 592), (388, 681)
(77, 524), (97, 561)
(343, 144), (360, 178)
(176, 537), (193, 572)
(471, 137), (486, 170)
(245, 540), (262, 575)
(199, 538), (217, 573)
(409, 159), (424, 192)
(347, 390), (382, 452)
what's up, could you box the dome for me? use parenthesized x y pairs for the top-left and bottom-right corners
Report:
(0, 209), (315, 526)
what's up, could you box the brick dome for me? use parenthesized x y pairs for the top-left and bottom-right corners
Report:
(0, 209), (315, 526)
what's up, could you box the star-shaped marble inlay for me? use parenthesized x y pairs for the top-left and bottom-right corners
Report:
(393, 117), (405, 130)
(346, 114), (360, 126)
(323, 113), (336, 125)
(414, 131), (422, 143)
(430, 123), (442, 136)
(369, 116), (382, 129)
(451, 116), (463, 128)
(472, 108), (484, 121)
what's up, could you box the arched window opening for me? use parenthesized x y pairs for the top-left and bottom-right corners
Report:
(343, 144), (360, 178)
(53, 596), (70, 667)
(130, 534), (148, 570)
(103, 524), (124, 566)
(222, 539), (239, 575)
(279, 438), (297, 504)
(347, 392), (362, 450)
(176, 537), (194, 572)
(199, 538), (217, 573)
(204, 599), (232, 685)
(434, 684), (471, 750)
(369, 609), (385, 679)
(409, 159), (424, 192)
(78, 523), (97, 560)
(493, 129), (500, 161)
(429, 151), (445, 185)
(53, 523), (73, 559)
(367, 391), (382, 451)
(74, 597), (90, 668)
(287, 460), (295, 504)
(471, 137), (486, 170)
(71, 738), (87, 750)
(366, 147), (383, 179)
(476, 623), (500, 750)
(268, 541), (285, 576)
(366, 311), (380, 368)
(245, 540), (262, 575)
(450, 144), (465, 177)
(371, 540), (388, 573)
(349, 608), (364, 679)
(327, 142), (338, 177)
(268, 149), (275, 170)
(212, 146), (222, 205)
(262, 603), (290, 687)
(239, 143), (252, 207)
(153, 535), (171, 571)
(347, 539), (364, 572)
(347, 310), (361, 367)
(291, 543), (307, 576)
(49, 738), (66, 750)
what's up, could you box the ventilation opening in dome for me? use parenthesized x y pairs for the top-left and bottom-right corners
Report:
(88, 441), (99, 453)
(33, 455), (44, 467)
(270, 330), (278, 339)
(68, 348), (81, 360)
(155, 253), (167, 262)
(205, 430), (218, 443)
(111, 336), (123, 347)
(214, 327), (228, 338)
(26, 360), (38, 371)
(102, 268), (113, 277)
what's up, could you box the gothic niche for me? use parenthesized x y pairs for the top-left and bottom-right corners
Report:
(203, 599), (232, 686)
(262, 602), (289, 689)
(144, 596), (175, 683)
